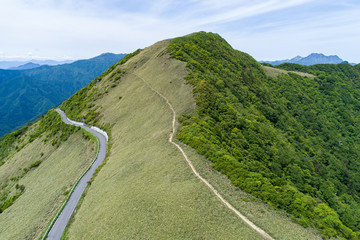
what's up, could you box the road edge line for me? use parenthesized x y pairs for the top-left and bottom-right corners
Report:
(41, 109), (104, 240)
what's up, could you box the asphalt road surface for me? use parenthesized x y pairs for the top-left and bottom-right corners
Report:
(46, 108), (108, 240)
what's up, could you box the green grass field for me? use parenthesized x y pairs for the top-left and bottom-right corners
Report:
(0, 129), (95, 240)
(262, 65), (315, 78)
(63, 40), (322, 239)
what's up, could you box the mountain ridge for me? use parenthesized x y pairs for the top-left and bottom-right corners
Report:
(8, 62), (41, 70)
(1, 32), (360, 239)
(167, 32), (360, 238)
(57, 33), (322, 240)
(0, 59), (74, 69)
(0, 53), (126, 136)
(262, 52), (353, 65)
(0, 53), (126, 70)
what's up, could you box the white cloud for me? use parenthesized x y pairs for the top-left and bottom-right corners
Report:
(0, 0), (359, 62)
(180, 0), (313, 26)
(242, 6), (360, 61)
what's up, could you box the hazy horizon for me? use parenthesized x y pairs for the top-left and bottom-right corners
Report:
(1, 0), (359, 63)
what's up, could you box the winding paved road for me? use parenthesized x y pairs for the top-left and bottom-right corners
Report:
(45, 108), (108, 240)
(47, 85), (273, 240)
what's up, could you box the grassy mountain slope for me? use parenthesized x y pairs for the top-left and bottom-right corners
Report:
(0, 53), (125, 136)
(58, 38), (321, 239)
(0, 111), (96, 239)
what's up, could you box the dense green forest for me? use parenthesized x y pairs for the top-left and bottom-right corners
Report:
(168, 32), (360, 239)
(0, 53), (125, 136)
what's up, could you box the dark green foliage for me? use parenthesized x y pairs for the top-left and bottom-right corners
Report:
(94, 49), (140, 82)
(8, 109), (79, 148)
(0, 126), (28, 164)
(29, 109), (79, 147)
(118, 49), (141, 65)
(0, 54), (124, 213)
(260, 62), (273, 67)
(168, 32), (360, 238)
(0, 185), (24, 213)
(0, 53), (125, 136)
(60, 49), (141, 129)
(21, 160), (41, 176)
(29, 160), (41, 169)
(0, 106), (81, 214)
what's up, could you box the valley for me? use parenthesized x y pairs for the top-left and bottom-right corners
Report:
(1, 31), (359, 239)
(0, 53), (125, 136)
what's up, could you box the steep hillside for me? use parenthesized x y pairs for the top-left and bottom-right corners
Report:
(5, 32), (354, 239)
(167, 32), (360, 238)
(57, 37), (321, 239)
(0, 53), (125, 136)
(0, 110), (96, 239)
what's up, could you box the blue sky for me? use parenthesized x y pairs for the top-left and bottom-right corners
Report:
(1, 0), (359, 62)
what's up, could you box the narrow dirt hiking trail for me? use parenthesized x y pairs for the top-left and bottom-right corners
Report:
(136, 74), (274, 240)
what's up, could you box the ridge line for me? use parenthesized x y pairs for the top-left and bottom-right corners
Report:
(135, 74), (274, 240)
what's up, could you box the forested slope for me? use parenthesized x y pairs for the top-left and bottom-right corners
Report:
(2, 32), (356, 239)
(168, 32), (360, 239)
(0, 53), (125, 136)
(55, 37), (321, 240)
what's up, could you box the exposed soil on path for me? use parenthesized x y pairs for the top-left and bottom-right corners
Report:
(136, 74), (274, 240)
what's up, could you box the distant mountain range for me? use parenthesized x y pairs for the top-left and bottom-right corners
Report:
(3, 32), (360, 240)
(0, 53), (126, 136)
(262, 53), (355, 66)
(0, 59), (74, 69)
(8, 62), (41, 70)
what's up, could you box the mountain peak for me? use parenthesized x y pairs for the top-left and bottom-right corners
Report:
(263, 53), (344, 66)
(300, 53), (343, 65)
(308, 53), (324, 56)
(8, 62), (41, 70)
(290, 55), (302, 61)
